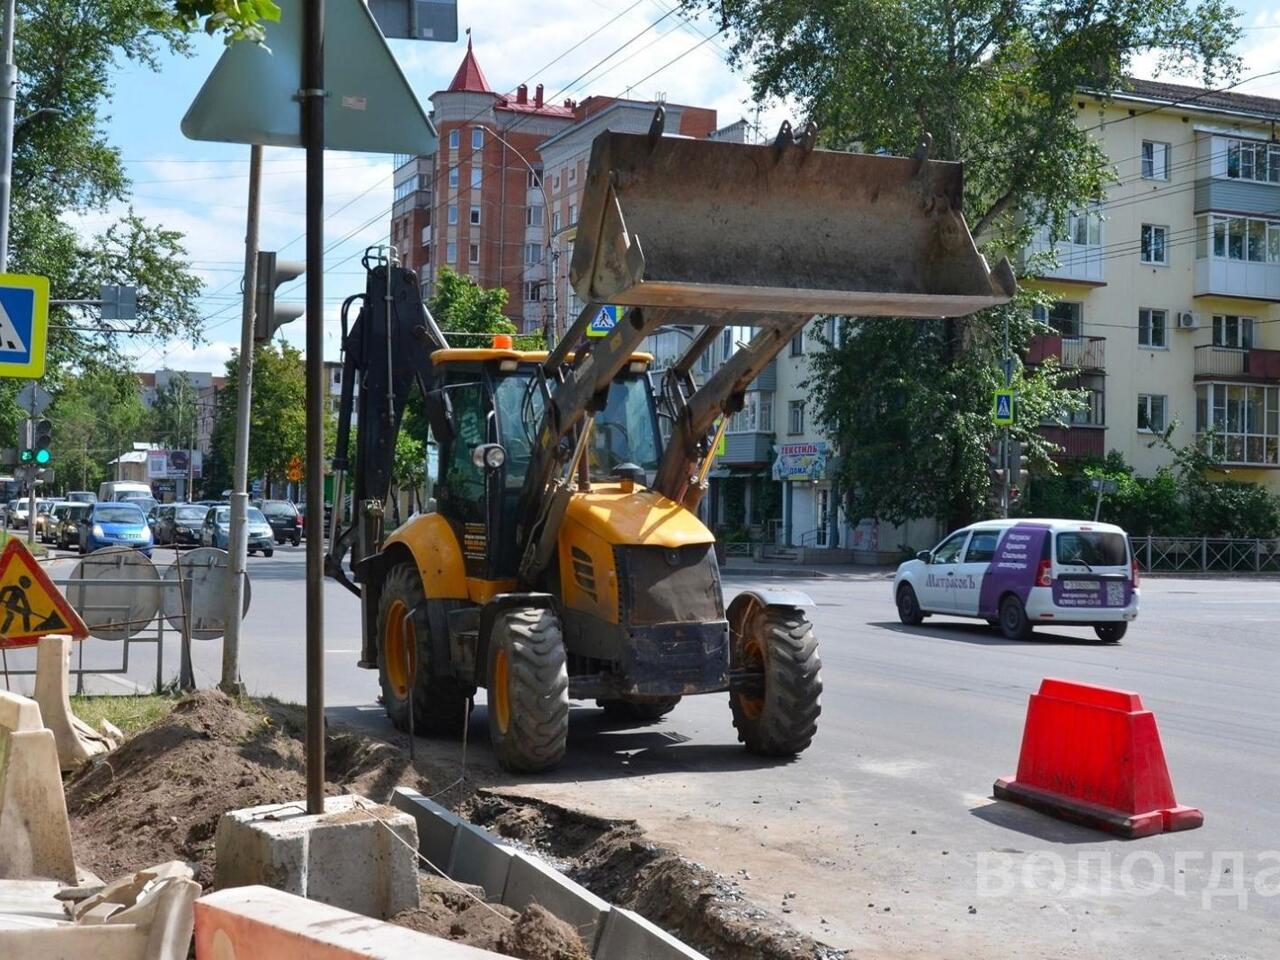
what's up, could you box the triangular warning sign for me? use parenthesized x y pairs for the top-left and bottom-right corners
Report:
(0, 299), (26, 354)
(0, 538), (89, 650)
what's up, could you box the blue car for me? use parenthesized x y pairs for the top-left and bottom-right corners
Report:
(201, 505), (276, 556)
(79, 502), (153, 557)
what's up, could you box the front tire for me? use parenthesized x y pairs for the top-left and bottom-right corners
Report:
(999, 595), (1034, 641)
(597, 697), (680, 723)
(729, 603), (822, 756)
(486, 607), (568, 773)
(1094, 622), (1127, 643)
(263, 548), (274, 558)
(376, 562), (473, 736)
(896, 583), (926, 625)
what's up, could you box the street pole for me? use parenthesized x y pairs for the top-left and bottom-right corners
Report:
(1000, 311), (1011, 519)
(0, 0), (16, 273)
(302, 0), (326, 816)
(222, 143), (263, 696)
(24, 388), (34, 544)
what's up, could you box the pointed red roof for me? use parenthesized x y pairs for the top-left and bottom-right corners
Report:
(447, 35), (491, 94)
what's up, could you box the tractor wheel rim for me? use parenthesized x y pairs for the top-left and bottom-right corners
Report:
(492, 648), (511, 734)
(738, 636), (766, 721)
(384, 600), (412, 699)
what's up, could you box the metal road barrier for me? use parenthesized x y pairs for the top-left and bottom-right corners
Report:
(1135, 536), (1280, 574)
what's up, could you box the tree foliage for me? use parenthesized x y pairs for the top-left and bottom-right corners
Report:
(165, 0), (280, 43)
(149, 374), (200, 449)
(429, 267), (543, 349)
(210, 343), (306, 488)
(46, 364), (150, 493)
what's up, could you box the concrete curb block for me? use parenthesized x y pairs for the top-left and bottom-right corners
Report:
(393, 790), (708, 959)
(390, 786), (461, 875)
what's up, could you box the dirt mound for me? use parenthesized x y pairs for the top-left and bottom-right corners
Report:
(498, 904), (591, 960)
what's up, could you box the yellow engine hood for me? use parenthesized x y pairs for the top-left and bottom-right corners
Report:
(564, 483), (714, 548)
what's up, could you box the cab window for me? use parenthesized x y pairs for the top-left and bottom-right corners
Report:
(931, 531), (968, 564)
(1056, 531), (1128, 566)
(963, 529), (1002, 563)
(442, 382), (489, 505)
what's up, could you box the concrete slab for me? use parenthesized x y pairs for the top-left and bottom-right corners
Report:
(595, 907), (709, 960)
(448, 820), (515, 900)
(34, 636), (115, 771)
(390, 787), (461, 873)
(213, 795), (418, 920)
(194, 885), (509, 959)
(501, 851), (610, 951)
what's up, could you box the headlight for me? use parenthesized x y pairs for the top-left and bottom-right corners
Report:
(92, 524), (104, 537)
(142, 528), (152, 542)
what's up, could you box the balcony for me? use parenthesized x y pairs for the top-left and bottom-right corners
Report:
(1194, 345), (1280, 382)
(1039, 424), (1106, 460)
(1026, 334), (1106, 372)
(720, 432), (773, 466)
(1022, 236), (1105, 285)
(392, 189), (432, 219)
(1194, 256), (1280, 302)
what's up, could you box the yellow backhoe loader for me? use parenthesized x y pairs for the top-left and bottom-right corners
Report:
(327, 111), (1014, 772)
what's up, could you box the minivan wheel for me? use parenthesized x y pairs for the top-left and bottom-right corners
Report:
(896, 584), (926, 625)
(1093, 622), (1127, 643)
(999, 595), (1034, 641)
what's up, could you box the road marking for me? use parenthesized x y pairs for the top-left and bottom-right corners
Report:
(326, 648), (360, 654)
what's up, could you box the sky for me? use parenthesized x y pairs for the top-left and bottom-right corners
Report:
(69, 0), (1280, 376)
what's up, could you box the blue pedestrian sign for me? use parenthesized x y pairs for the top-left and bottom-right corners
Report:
(586, 304), (620, 338)
(993, 388), (1016, 426)
(0, 274), (50, 380)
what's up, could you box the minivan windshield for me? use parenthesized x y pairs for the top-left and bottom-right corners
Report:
(1056, 531), (1128, 567)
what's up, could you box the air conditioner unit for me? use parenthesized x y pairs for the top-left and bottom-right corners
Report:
(1177, 311), (1199, 330)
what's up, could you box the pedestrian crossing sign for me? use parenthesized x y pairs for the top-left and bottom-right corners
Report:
(0, 273), (50, 379)
(0, 538), (88, 649)
(993, 388), (1015, 426)
(586, 304), (620, 338)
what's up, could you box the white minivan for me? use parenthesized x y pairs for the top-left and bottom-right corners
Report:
(893, 518), (1139, 642)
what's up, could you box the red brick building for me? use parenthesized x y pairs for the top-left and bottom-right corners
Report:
(390, 40), (739, 336)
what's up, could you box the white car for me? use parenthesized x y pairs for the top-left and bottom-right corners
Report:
(893, 518), (1139, 642)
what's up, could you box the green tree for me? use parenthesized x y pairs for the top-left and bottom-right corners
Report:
(165, 0), (281, 43)
(149, 374), (199, 449)
(210, 343), (306, 488)
(47, 364), (150, 493)
(429, 267), (544, 349)
(703, 0), (1241, 526)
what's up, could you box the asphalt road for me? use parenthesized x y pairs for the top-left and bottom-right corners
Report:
(9, 547), (1277, 958)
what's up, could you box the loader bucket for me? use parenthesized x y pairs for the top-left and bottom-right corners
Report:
(570, 126), (1015, 317)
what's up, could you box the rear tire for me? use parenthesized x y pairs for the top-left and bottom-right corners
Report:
(597, 697), (681, 723)
(263, 548), (274, 558)
(729, 604), (822, 756)
(1094, 622), (1127, 643)
(999, 595), (1034, 641)
(896, 583), (925, 625)
(486, 607), (568, 773)
(377, 562), (473, 737)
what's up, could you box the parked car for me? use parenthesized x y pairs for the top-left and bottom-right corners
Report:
(30, 499), (57, 537)
(893, 518), (1139, 642)
(5, 498), (30, 529)
(41, 501), (72, 544)
(154, 503), (208, 547)
(79, 502), (153, 557)
(201, 505), (275, 556)
(65, 490), (97, 504)
(55, 503), (92, 549)
(254, 499), (303, 546)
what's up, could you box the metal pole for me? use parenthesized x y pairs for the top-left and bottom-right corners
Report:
(0, 0), (16, 272)
(25, 388), (34, 544)
(302, 0), (326, 816)
(1000, 312), (1011, 519)
(222, 144), (263, 696)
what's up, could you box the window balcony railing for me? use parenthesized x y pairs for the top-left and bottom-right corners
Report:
(1194, 345), (1280, 382)
(1027, 334), (1106, 371)
(1039, 424), (1106, 460)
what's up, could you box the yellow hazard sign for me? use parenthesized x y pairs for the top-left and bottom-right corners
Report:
(0, 538), (89, 649)
(287, 455), (303, 482)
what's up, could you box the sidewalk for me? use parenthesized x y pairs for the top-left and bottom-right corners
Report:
(720, 558), (895, 580)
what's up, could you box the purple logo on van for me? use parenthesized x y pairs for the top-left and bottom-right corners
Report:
(977, 524), (1050, 619)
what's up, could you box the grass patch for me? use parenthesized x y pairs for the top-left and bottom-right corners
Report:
(70, 694), (178, 734)
(0, 530), (47, 556)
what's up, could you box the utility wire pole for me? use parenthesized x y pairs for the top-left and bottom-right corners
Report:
(1001, 312), (1012, 518)
(222, 144), (263, 697)
(0, 0), (16, 273)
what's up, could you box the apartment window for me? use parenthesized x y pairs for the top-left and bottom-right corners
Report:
(527, 168), (542, 188)
(446, 241), (457, 264)
(420, 225), (430, 247)
(1224, 138), (1280, 184)
(1138, 308), (1167, 349)
(568, 204), (577, 225)
(790, 332), (804, 357)
(552, 211), (561, 232)
(552, 175), (560, 191)
(525, 205), (541, 226)
(393, 175), (419, 202)
(523, 281), (541, 302)
(788, 400), (804, 435)
(447, 204), (458, 226)
(469, 205), (481, 226)
(470, 167), (482, 190)
(448, 167), (459, 189)
(525, 243), (542, 265)
(1137, 394), (1167, 433)
(471, 127), (484, 150)
(727, 392), (773, 433)
(448, 129), (459, 150)
(1068, 209), (1102, 247)
(1140, 224), (1168, 265)
(1032, 301), (1083, 337)
(1140, 140), (1169, 180)
(1199, 214), (1280, 263)
(1213, 314), (1255, 349)
(468, 242), (480, 264)
(568, 165), (577, 183)
(1196, 383), (1280, 465)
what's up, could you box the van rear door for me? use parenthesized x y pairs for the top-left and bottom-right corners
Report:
(1053, 530), (1132, 610)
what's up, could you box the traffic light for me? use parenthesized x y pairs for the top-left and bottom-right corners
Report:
(33, 419), (52, 464)
(18, 419), (33, 463)
(254, 251), (305, 342)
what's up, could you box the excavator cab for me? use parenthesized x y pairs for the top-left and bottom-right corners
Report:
(330, 110), (1015, 773)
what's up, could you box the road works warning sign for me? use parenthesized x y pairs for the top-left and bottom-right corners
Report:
(0, 538), (89, 649)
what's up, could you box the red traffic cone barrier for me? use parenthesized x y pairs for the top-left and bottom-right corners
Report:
(994, 678), (1202, 839)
